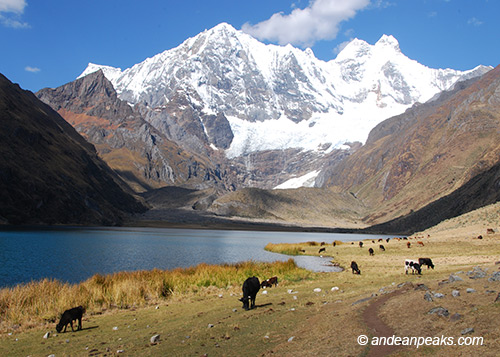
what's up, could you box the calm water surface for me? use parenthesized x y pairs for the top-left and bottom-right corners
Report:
(0, 227), (392, 287)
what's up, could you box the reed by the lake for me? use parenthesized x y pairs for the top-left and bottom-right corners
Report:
(0, 259), (310, 332)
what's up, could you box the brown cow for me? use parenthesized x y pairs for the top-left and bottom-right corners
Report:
(407, 242), (411, 248)
(417, 241), (425, 246)
(261, 276), (278, 288)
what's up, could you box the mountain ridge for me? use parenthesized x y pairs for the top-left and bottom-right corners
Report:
(78, 23), (491, 162)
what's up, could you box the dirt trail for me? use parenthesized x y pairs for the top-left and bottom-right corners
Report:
(362, 289), (407, 357)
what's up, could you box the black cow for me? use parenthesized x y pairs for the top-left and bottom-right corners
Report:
(368, 248), (374, 256)
(351, 261), (361, 274)
(56, 306), (85, 333)
(318, 247), (326, 253)
(239, 277), (260, 310)
(418, 258), (435, 269)
(379, 244), (385, 251)
(359, 241), (363, 248)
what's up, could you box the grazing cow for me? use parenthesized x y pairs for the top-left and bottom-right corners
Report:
(368, 248), (374, 256)
(359, 241), (363, 248)
(417, 241), (425, 246)
(404, 259), (422, 275)
(261, 276), (278, 288)
(379, 244), (385, 251)
(378, 238), (383, 242)
(407, 242), (411, 248)
(386, 238), (390, 243)
(487, 228), (495, 234)
(351, 261), (361, 274)
(239, 277), (260, 310)
(372, 240), (375, 244)
(320, 242), (326, 246)
(477, 235), (483, 239)
(56, 306), (85, 333)
(300, 249), (306, 253)
(418, 258), (435, 269)
(319, 247), (326, 253)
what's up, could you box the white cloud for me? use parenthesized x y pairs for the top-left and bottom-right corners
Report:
(0, 0), (26, 13)
(0, 0), (28, 28)
(25, 66), (40, 73)
(467, 17), (483, 26)
(242, 0), (370, 47)
(333, 40), (351, 55)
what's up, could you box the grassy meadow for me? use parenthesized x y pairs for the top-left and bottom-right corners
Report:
(1, 203), (500, 356)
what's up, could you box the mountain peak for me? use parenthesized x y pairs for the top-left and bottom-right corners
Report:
(375, 34), (400, 51)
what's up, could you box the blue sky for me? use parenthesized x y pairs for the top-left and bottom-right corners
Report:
(1, 0), (498, 92)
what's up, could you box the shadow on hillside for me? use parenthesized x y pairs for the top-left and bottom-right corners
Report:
(364, 160), (500, 234)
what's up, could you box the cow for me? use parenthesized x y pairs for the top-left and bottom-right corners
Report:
(379, 244), (385, 251)
(378, 238), (383, 242)
(351, 261), (361, 274)
(487, 228), (495, 234)
(320, 242), (326, 246)
(417, 241), (425, 246)
(386, 238), (390, 243)
(56, 306), (85, 333)
(333, 241), (336, 247)
(359, 241), (363, 248)
(418, 258), (435, 269)
(261, 276), (278, 288)
(404, 259), (422, 275)
(319, 247), (326, 253)
(368, 248), (374, 256)
(239, 277), (260, 310)
(407, 242), (411, 248)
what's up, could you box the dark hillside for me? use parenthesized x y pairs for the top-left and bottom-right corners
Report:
(0, 73), (145, 225)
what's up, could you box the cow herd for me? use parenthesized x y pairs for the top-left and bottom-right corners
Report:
(54, 236), (435, 331)
(349, 236), (435, 277)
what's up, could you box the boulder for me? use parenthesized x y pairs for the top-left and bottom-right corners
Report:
(428, 307), (449, 317)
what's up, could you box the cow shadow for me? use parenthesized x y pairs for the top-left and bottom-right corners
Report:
(253, 303), (273, 309)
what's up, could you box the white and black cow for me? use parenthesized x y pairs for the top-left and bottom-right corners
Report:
(239, 276), (260, 310)
(404, 259), (422, 275)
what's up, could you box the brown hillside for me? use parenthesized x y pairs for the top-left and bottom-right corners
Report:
(0, 73), (145, 225)
(209, 187), (369, 228)
(36, 71), (229, 192)
(322, 65), (500, 226)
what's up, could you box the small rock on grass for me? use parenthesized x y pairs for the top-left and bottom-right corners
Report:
(461, 328), (474, 335)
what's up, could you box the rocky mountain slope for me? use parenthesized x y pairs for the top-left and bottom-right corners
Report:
(37, 71), (233, 192)
(0, 73), (145, 225)
(323, 65), (500, 230)
(76, 23), (490, 189)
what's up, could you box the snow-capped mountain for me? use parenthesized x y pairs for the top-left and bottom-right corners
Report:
(79, 23), (490, 161)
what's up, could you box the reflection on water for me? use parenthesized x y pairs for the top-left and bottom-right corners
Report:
(0, 227), (392, 287)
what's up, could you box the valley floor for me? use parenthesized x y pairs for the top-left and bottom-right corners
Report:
(2, 208), (500, 356)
